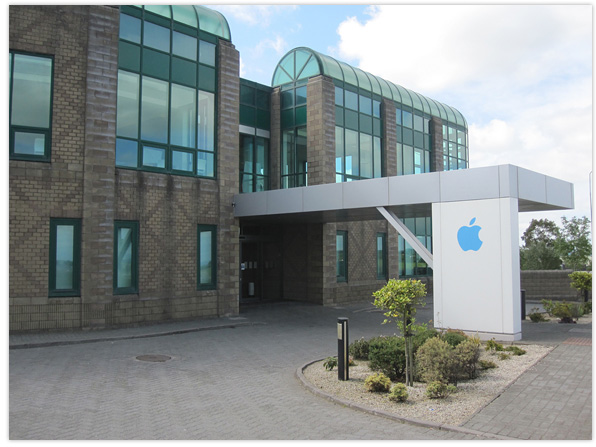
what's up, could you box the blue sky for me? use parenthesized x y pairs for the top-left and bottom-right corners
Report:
(209, 3), (593, 241)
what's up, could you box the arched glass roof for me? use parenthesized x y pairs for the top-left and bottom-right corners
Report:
(272, 47), (466, 127)
(135, 5), (231, 41)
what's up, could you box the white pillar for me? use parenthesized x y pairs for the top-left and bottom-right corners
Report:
(432, 197), (521, 341)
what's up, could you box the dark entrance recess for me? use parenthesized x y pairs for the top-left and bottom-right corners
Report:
(240, 225), (283, 303)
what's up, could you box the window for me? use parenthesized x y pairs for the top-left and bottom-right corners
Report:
(336, 231), (348, 282)
(396, 107), (431, 175)
(398, 217), (432, 277)
(116, 8), (218, 178)
(240, 134), (269, 193)
(9, 52), (53, 161)
(280, 82), (308, 189)
(335, 86), (383, 182)
(198, 225), (217, 289)
(114, 221), (139, 294)
(376, 233), (388, 280)
(443, 124), (468, 171)
(281, 127), (307, 188)
(49, 219), (81, 297)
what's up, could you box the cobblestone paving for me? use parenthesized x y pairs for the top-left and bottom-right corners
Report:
(9, 300), (592, 440)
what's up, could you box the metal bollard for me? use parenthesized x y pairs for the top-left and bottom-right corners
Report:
(337, 317), (349, 381)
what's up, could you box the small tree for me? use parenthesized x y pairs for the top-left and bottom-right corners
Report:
(569, 271), (592, 303)
(372, 278), (427, 386)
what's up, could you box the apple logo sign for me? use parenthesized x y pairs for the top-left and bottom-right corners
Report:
(457, 217), (483, 251)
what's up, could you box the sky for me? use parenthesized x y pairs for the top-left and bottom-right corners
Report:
(207, 2), (593, 243)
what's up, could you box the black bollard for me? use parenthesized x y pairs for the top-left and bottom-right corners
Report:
(337, 317), (349, 381)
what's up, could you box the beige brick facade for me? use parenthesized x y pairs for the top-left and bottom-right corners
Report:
(10, 5), (240, 331)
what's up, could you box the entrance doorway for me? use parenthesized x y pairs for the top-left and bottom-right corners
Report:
(240, 225), (282, 302)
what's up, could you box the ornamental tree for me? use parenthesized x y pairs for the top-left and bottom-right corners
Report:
(372, 278), (427, 386)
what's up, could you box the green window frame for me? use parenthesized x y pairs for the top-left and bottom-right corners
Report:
(240, 133), (270, 193)
(376, 232), (388, 280)
(334, 85), (383, 182)
(49, 218), (81, 297)
(336, 231), (348, 283)
(398, 217), (432, 278)
(442, 124), (468, 171)
(116, 8), (218, 178)
(114, 221), (139, 295)
(396, 106), (432, 175)
(198, 225), (217, 290)
(9, 51), (54, 162)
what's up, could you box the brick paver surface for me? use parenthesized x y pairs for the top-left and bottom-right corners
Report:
(463, 342), (592, 440)
(9, 300), (592, 440)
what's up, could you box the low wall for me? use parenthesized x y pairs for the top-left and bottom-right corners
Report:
(521, 270), (590, 302)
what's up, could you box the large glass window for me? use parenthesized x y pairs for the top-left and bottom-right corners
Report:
(443, 124), (468, 171)
(114, 221), (139, 294)
(9, 52), (53, 161)
(116, 8), (218, 178)
(280, 82), (308, 189)
(198, 225), (216, 289)
(335, 86), (383, 182)
(396, 107), (431, 175)
(240, 134), (269, 193)
(49, 219), (81, 297)
(281, 127), (307, 189)
(336, 231), (348, 282)
(376, 232), (388, 281)
(398, 217), (432, 277)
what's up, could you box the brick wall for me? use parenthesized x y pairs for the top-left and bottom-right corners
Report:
(521, 270), (588, 302)
(9, 5), (242, 332)
(9, 6), (91, 330)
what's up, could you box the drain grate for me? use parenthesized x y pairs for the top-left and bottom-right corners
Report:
(562, 337), (591, 346)
(136, 354), (172, 362)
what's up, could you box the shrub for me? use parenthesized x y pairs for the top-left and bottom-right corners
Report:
(454, 337), (481, 379)
(323, 357), (338, 371)
(388, 383), (408, 402)
(368, 336), (406, 381)
(528, 308), (548, 322)
(478, 360), (497, 370)
(443, 331), (468, 347)
(485, 338), (504, 352)
(365, 372), (392, 393)
(349, 337), (370, 360)
(412, 327), (439, 353)
(542, 299), (584, 323)
(569, 271), (592, 302)
(504, 346), (526, 356)
(583, 300), (592, 315)
(425, 381), (456, 399)
(497, 353), (511, 361)
(416, 337), (458, 384)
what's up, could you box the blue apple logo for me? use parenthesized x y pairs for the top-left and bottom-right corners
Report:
(457, 217), (483, 252)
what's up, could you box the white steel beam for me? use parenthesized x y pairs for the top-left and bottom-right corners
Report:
(376, 206), (434, 269)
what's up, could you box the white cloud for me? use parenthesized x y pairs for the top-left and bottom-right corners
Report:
(336, 5), (591, 95)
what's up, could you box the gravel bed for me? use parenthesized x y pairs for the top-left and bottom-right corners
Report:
(303, 344), (553, 426)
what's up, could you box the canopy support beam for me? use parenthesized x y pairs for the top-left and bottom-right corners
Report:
(377, 206), (434, 269)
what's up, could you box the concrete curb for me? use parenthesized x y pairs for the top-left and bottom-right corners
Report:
(9, 321), (265, 350)
(295, 359), (516, 440)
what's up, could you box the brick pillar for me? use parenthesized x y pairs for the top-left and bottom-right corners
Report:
(306, 75), (336, 186)
(270, 87), (281, 190)
(431, 117), (444, 172)
(81, 6), (119, 323)
(216, 40), (240, 316)
(383, 99), (397, 177)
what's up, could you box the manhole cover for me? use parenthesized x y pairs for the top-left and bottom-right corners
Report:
(136, 354), (172, 362)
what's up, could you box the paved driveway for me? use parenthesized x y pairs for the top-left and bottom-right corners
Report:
(9, 300), (591, 440)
